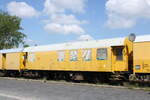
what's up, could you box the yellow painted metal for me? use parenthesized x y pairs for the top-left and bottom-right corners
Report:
(20, 53), (26, 70)
(5, 53), (23, 70)
(26, 52), (53, 70)
(124, 37), (134, 55)
(111, 38), (133, 72)
(0, 54), (2, 70)
(26, 41), (133, 72)
(2, 54), (6, 70)
(133, 42), (150, 73)
(26, 48), (112, 72)
(111, 46), (128, 72)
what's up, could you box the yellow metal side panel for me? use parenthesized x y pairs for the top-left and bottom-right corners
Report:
(80, 48), (112, 72)
(134, 42), (150, 73)
(77, 49), (93, 71)
(0, 54), (2, 70)
(50, 48), (112, 72)
(5, 53), (20, 70)
(63, 50), (80, 71)
(49, 50), (73, 71)
(51, 51), (69, 71)
(26, 47), (112, 72)
(26, 52), (53, 70)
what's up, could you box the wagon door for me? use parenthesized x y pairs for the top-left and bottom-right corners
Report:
(22, 52), (28, 70)
(112, 46), (128, 72)
(0, 54), (2, 70)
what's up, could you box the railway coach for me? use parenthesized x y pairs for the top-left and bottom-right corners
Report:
(129, 35), (150, 82)
(0, 34), (145, 82)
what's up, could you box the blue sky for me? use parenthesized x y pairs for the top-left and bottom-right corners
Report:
(1, 0), (150, 45)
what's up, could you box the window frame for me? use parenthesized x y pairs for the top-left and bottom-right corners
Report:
(96, 48), (107, 60)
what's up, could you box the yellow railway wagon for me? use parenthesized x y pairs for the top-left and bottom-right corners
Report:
(0, 34), (137, 81)
(24, 37), (133, 73)
(133, 36), (150, 74)
(0, 49), (24, 71)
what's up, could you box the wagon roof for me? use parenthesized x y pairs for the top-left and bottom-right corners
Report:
(1, 34), (150, 53)
(23, 37), (125, 52)
(0, 48), (23, 53)
(134, 34), (150, 43)
(22, 34), (150, 52)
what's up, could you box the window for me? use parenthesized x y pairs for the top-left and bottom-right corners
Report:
(135, 65), (140, 70)
(115, 48), (123, 61)
(70, 50), (78, 61)
(28, 52), (36, 62)
(58, 51), (65, 62)
(82, 49), (92, 61)
(97, 48), (107, 60)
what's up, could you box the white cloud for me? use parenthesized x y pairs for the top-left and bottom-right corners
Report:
(7, 1), (39, 18)
(44, 23), (85, 35)
(105, 0), (150, 29)
(44, 0), (86, 15)
(44, 0), (63, 15)
(106, 14), (136, 29)
(44, 14), (86, 34)
(43, 0), (87, 35)
(50, 14), (87, 25)
(78, 34), (94, 41)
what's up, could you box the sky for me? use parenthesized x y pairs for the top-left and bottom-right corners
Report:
(0, 0), (150, 46)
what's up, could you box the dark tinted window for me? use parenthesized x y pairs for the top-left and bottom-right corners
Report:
(116, 48), (123, 61)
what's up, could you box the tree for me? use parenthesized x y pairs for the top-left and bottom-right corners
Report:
(23, 44), (29, 48)
(0, 11), (26, 49)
